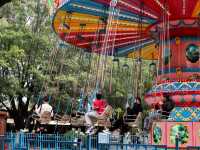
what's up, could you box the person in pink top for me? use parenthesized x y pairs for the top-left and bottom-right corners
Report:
(85, 92), (106, 134)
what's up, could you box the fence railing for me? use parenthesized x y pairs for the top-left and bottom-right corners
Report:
(0, 132), (169, 150)
(187, 147), (200, 150)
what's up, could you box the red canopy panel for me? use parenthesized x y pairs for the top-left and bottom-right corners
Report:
(143, 0), (199, 20)
(167, 0), (199, 19)
(59, 31), (149, 51)
(93, 0), (159, 20)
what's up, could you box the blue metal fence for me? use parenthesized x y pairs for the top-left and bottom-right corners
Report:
(0, 132), (169, 150)
(1, 132), (82, 150)
(97, 144), (167, 150)
(187, 147), (200, 150)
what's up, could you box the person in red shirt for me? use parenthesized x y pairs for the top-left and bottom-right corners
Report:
(85, 92), (106, 134)
(93, 96), (106, 114)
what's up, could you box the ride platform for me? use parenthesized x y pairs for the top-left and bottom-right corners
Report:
(150, 107), (200, 148)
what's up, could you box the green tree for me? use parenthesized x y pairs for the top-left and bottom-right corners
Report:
(0, 0), (153, 131)
(0, 0), (53, 130)
(0, 0), (12, 7)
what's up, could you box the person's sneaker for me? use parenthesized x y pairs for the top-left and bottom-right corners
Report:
(32, 129), (35, 133)
(86, 126), (94, 134)
(103, 128), (111, 134)
(89, 128), (97, 135)
(20, 128), (29, 133)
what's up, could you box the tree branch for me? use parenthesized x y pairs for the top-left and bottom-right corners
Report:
(10, 96), (17, 112)
(0, 97), (11, 112)
(0, 0), (12, 7)
(16, 62), (22, 81)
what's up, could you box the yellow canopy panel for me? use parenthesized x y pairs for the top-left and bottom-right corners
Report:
(128, 44), (158, 60)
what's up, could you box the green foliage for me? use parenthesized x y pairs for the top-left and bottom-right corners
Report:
(0, 1), (55, 127)
(0, 0), (12, 7)
(0, 0), (153, 123)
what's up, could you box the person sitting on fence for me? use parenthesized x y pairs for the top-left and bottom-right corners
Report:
(85, 92), (107, 134)
(143, 103), (162, 132)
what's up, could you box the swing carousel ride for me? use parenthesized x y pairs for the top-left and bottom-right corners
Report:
(52, 0), (200, 148)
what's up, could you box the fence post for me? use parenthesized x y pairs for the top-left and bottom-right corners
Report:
(56, 133), (58, 150)
(145, 144), (147, 150)
(39, 132), (42, 150)
(175, 135), (179, 150)
(87, 135), (91, 150)
(0, 135), (4, 150)
(79, 139), (82, 150)
(155, 145), (157, 150)
(11, 132), (15, 150)
(19, 132), (22, 149)
(20, 131), (26, 149)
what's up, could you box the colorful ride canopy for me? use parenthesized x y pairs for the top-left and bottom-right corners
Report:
(52, 0), (200, 59)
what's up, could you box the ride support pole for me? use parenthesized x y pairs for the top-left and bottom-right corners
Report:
(175, 135), (179, 150)
(87, 135), (91, 150)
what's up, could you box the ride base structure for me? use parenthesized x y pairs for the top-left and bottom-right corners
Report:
(145, 20), (200, 148)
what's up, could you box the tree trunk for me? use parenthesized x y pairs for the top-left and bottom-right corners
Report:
(13, 111), (25, 131)
(9, 95), (29, 131)
(10, 108), (29, 131)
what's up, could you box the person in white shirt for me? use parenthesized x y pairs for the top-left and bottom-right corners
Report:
(35, 96), (53, 117)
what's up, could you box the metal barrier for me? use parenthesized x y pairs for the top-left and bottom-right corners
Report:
(97, 133), (167, 150)
(187, 147), (200, 150)
(98, 144), (167, 150)
(0, 132), (168, 150)
(1, 132), (82, 150)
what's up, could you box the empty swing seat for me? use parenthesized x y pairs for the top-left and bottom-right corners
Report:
(50, 114), (71, 126)
(124, 112), (143, 132)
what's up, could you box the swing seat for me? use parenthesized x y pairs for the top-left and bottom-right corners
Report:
(54, 114), (70, 122)
(71, 116), (85, 126)
(95, 119), (111, 127)
(61, 115), (70, 122)
(33, 111), (52, 124)
(54, 114), (62, 120)
(52, 114), (71, 125)
(124, 112), (143, 132)
(95, 105), (113, 127)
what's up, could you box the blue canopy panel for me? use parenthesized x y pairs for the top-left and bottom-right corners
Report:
(115, 39), (155, 56)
